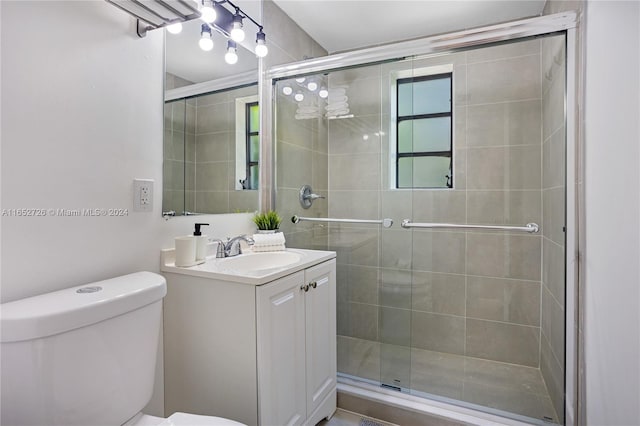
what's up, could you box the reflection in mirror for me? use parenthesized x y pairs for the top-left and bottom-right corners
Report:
(163, 16), (259, 217)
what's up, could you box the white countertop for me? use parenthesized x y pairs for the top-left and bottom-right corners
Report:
(160, 247), (336, 285)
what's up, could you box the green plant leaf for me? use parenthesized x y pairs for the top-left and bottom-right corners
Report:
(252, 210), (282, 230)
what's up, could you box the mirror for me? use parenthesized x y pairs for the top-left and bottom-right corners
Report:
(163, 12), (260, 217)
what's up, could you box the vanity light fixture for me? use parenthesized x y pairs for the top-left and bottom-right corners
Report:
(230, 12), (245, 42)
(199, 24), (214, 51)
(225, 40), (239, 64)
(294, 91), (305, 102)
(282, 86), (293, 96)
(318, 87), (329, 98)
(307, 80), (318, 91)
(161, 0), (268, 64)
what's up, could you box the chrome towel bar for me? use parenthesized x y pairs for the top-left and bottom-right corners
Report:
(292, 216), (394, 228)
(400, 220), (539, 233)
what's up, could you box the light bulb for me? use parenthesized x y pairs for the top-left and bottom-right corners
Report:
(225, 50), (238, 64)
(282, 86), (293, 95)
(255, 43), (268, 57)
(200, 0), (216, 23)
(294, 92), (304, 102)
(166, 22), (182, 34)
(318, 88), (329, 98)
(307, 81), (318, 91)
(199, 36), (214, 51)
(255, 30), (268, 58)
(295, 77), (306, 84)
(230, 14), (245, 42)
(199, 24), (213, 51)
(225, 41), (238, 64)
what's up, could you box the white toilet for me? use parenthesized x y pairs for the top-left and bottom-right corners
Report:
(0, 271), (244, 426)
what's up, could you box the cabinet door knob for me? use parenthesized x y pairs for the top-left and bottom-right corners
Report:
(300, 284), (310, 292)
(309, 281), (317, 289)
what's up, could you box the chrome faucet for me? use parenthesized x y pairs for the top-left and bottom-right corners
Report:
(223, 235), (255, 257)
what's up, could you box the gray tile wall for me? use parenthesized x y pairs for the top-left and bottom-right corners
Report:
(192, 85), (259, 214)
(540, 34), (567, 419)
(163, 88), (195, 214)
(323, 39), (546, 386)
(264, 0), (330, 248)
(274, 88), (329, 248)
(164, 74), (259, 214)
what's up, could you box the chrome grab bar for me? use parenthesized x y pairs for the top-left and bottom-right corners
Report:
(292, 215), (394, 228)
(400, 220), (539, 233)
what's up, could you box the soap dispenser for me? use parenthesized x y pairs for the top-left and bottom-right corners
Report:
(194, 223), (210, 262)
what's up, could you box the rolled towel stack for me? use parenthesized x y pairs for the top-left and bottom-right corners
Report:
(252, 232), (286, 252)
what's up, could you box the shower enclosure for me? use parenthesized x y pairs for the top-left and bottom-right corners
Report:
(269, 19), (572, 425)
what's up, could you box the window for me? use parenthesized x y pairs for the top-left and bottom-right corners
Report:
(245, 102), (259, 189)
(234, 95), (259, 190)
(393, 69), (453, 189)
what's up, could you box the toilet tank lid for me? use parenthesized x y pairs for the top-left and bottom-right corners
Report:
(0, 271), (167, 343)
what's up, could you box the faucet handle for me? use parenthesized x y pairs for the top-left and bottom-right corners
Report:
(211, 239), (226, 258)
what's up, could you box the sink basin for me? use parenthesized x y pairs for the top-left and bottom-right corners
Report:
(218, 251), (303, 272)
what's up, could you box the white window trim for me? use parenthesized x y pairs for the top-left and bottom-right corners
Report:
(235, 95), (259, 190)
(389, 63), (454, 190)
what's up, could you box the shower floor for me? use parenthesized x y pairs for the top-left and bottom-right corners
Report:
(338, 336), (560, 424)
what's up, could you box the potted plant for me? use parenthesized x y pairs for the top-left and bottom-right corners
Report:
(252, 210), (282, 233)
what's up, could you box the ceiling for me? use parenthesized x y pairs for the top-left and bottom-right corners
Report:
(272, 0), (547, 53)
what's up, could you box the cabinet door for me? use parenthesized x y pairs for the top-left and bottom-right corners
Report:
(304, 260), (337, 417)
(256, 271), (306, 426)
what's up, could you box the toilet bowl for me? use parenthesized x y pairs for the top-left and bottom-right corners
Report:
(0, 272), (244, 426)
(125, 412), (244, 426)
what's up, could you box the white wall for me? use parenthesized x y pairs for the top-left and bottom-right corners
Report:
(584, 1), (640, 424)
(1, 0), (254, 416)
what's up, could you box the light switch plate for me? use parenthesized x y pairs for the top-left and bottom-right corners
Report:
(133, 179), (153, 212)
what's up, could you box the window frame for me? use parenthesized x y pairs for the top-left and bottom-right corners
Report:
(245, 101), (259, 190)
(234, 94), (259, 190)
(389, 64), (455, 190)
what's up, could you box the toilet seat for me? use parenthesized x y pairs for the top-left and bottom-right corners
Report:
(126, 412), (245, 426)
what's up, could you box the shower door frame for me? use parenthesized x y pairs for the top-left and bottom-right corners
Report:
(260, 11), (579, 425)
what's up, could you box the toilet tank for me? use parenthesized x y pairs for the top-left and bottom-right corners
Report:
(0, 272), (167, 426)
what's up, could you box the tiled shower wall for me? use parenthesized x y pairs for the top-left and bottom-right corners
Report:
(541, 35), (567, 418)
(274, 91), (329, 248)
(328, 39), (549, 381)
(265, 0), (330, 248)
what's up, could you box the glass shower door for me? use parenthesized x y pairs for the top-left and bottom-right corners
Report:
(273, 32), (566, 425)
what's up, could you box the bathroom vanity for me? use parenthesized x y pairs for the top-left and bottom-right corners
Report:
(160, 248), (337, 426)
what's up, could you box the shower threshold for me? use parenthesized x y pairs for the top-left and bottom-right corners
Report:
(338, 359), (560, 426)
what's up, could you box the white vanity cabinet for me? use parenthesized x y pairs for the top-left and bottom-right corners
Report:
(256, 260), (336, 426)
(162, 252), (336, 426)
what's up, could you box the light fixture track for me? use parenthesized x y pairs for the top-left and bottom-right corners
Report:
(106, 0), (268, 62)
